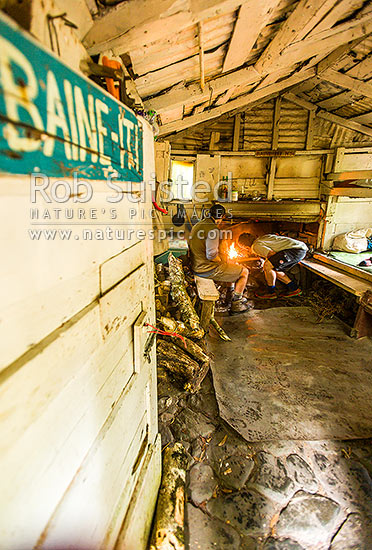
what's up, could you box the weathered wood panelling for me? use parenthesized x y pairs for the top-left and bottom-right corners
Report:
(0, 12), (160, 549)
(242, 100), (275, 150)
(322, 197), (372, 250)
(278, 99), (307, 150)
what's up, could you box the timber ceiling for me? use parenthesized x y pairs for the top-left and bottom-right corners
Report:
(83, 0), (372, 140)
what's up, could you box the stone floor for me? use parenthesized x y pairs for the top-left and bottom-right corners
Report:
(157, 305), (372, 550)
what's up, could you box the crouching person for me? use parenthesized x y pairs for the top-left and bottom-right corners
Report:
(190, 204), (250, 314)
(238, 233), (308, 299)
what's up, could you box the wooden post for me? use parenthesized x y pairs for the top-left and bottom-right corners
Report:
(233, 113), (241, 151)
(333, 147), (345, 171)
(198, 22), (205, 92)
(267, 97), (281, 199)
(209, 131), (220, 150)
(267, 158), (277, 200)
(306, 110), (315, 150)
(272, 96), (281, 149)
(200, 301), (215, 331)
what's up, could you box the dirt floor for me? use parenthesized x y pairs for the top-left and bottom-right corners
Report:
(157, 299), (372, 550)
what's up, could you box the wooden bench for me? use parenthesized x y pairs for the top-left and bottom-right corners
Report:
(194, 276), (219, 330)
(301, 257), (372, 338)
(301, 258), (371, 300)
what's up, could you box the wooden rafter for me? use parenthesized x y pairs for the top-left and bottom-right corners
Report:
(222, 0), (280, 73)
(311, 49), (372, 111)
(198, 22), (205, 92)
(297, 0), (340, 40)
(144, 66), (260, 113)
(158, 67), (315, 136)
(347, 52), (372, 79)
(321, 69), (372, 100)
(350, 112), (372, 125)
(254, 0), (341, 75)
(149, 14), (372, 120)
(214, 86), (239, 106)
(264, 13), (372, 75)
(284, 92), (372, 137)
(316, 36), (368, 74)
(83, 0), (247, 56)
(252, 24), (364, 94)
(308, 0), (366, 38)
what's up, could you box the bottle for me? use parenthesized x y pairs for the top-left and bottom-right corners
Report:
(232, 182), (239, 202)
(220, 176), (228, 200)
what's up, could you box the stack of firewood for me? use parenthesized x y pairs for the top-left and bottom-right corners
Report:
(154, 253), (212, 393)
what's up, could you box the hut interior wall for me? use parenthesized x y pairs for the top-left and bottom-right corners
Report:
(0, 6), (160, 549)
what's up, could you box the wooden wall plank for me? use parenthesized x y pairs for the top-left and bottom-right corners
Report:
(100, 240), (147, 294)
(39, 391), (149, 548)
(0, 16), (159, 549)
(115, 435), (162, 550)
(306, 110), (315, 149)
(99, 264), (147, 339)
(0, 179), (144, 371)
(0, 346), (150, 549)
(232, 113), (241, 151)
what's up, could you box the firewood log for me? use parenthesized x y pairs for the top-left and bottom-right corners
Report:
(157, 280), (171, 308)
(168, 254), (204, 338)
(210, 316), (231, 341)
(149, 443), (187, 550)
(183, 361), (210, 393)
(159, 316), (203, 340)
(168, 335), (209, 365)
(157, 340), (199, 384)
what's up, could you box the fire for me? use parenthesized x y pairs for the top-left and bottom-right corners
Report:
(228, 242), (239, 260)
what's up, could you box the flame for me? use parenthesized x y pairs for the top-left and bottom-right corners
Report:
(228, 242), (239, 260)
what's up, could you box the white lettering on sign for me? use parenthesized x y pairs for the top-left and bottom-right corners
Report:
(95, 98), (110, 166)
(74, 87), (98, 163)
(64, 80), (79, 161)
(0, 36), (44, 151)
(118, 112), (139, 174)
(44, 70), (71, 159)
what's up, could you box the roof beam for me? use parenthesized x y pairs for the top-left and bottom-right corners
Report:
(147, 13), (371, 116)
(144, 65), (260, 114)
(350, 112), (372, 125)
(83, 0), (247, 56)
(321, 68), (372, 100)
(346, 52), (372, 79)
(158, 67), (315, 136)
(296, 0), (340, 41)
(308, 0), (366, 37)
(315, 36), (367, 74)
(284, 92), (372, 137)
(198, 22), (205, 92)
(264, 13), (372, 75)
(222, 0), (280, 73)
(254, 0), (340, 75)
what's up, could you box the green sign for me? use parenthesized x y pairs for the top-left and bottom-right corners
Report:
(0, 13), (143, 181)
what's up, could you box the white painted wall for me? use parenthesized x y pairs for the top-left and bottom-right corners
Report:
(0, 104), (160, 550)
